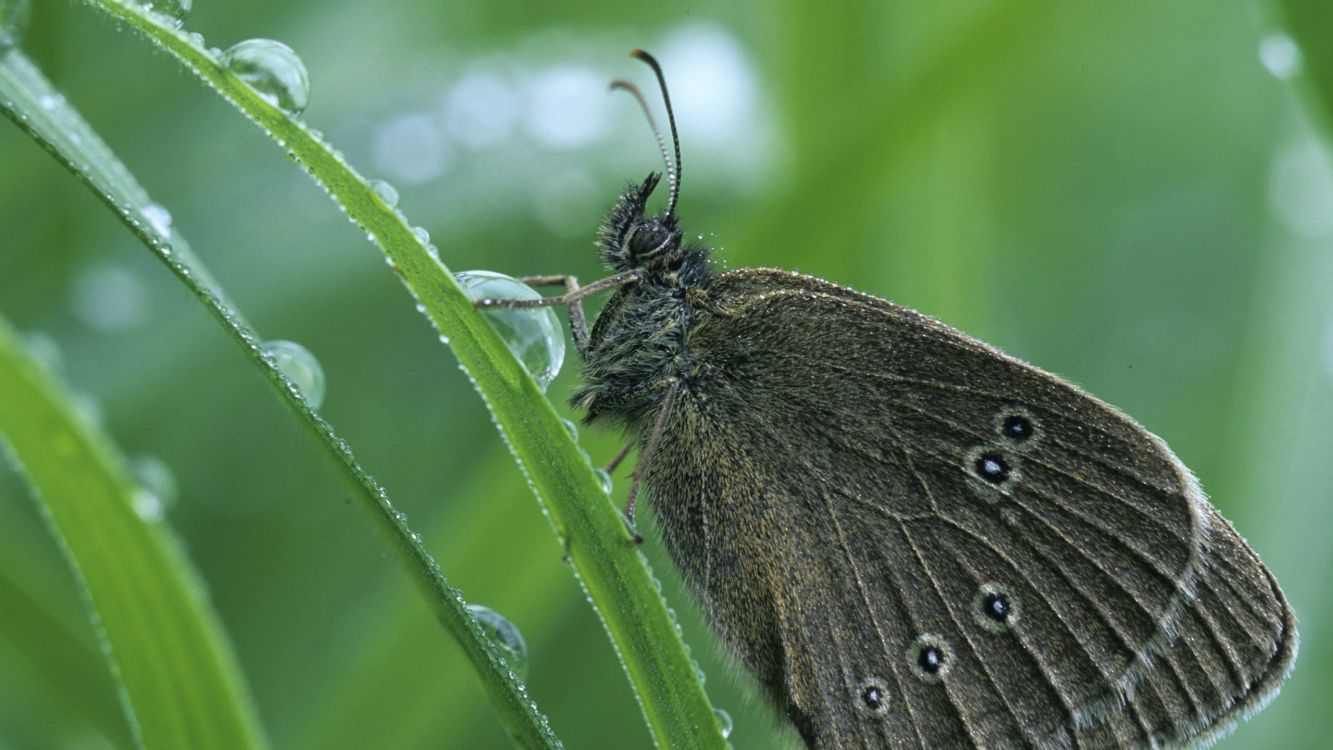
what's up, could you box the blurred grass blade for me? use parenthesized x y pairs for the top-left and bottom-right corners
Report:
(0, 47), (563, 749)
(0, 314), (268, 750)
(70, 1), (727, 746)
(1273, 0), (1333, 133)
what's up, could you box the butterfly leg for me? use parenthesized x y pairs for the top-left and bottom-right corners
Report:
(622, 378), (682, 544)
(472, 270), (640, 357)
(602, 441), (634, 476)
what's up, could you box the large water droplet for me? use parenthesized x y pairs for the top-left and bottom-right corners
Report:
(455, 271), (564, 391)
(713, 708), (733, 739)
(369, 179), (399, 209)
(0, 0), (31, 51)
(222, 39), (310, 116)
(594, 468), (613, 495)
(136, 0), (191, 28)
(262, 339), (326, 408)
(131, 455), (178, 508)
(468, 604), (529, 678)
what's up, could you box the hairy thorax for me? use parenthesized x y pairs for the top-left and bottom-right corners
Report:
(572, 272), (701, 429)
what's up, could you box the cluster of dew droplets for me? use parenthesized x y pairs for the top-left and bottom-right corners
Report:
(467, 604), (530, 679)
(134, 0), (191, 29)
(260, 339), (326, 408)
(453, 271), (565, 392)
(221, 39), (310, 116)
(0, 0), (30, 51)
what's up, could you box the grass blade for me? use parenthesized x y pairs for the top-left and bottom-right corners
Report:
(0, 312), (269, 750)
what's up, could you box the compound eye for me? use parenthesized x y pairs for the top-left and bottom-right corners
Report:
(627, 221), (674, 260)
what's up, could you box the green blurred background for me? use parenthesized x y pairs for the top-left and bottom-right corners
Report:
(2, 1), (1330, 748)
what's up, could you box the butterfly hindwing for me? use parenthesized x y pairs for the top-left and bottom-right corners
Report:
(642, 268), (1295, 749)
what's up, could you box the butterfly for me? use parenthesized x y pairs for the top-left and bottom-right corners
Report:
(479, 50), (1297, 749)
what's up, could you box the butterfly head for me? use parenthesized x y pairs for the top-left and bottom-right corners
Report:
(598, 172), (687, 272)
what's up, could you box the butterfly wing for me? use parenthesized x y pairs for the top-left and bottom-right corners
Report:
(645, 268), (1295, 749)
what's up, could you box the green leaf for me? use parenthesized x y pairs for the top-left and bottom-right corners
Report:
(0, 47), (560, 749)
(0, 314), (268, 749)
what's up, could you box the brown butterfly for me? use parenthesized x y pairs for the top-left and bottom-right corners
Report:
(479, 50), (1297, 749)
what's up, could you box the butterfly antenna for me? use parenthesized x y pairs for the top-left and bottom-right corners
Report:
(609, 77), (675, 202)
(629, 49), (682, 218)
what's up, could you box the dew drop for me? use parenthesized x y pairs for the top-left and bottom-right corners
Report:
(131, 455), (178, 508)
(0, 0), (31, 51)
(1259, 31), (1302, 81)
(560, 418), (578, 439)
(595, 468), (613, 495)
(261, 339), (326, 408)
(412, 225), (431, 245)
(222, 39), (310, 116)
(468, 604), (530, 679)
(454, 270), (565, 391)
(142, 203), (173, 238)
(136, 0), (191, 28)
(713, 708), (733, 739)
(369, 179), (399, 209)
(132, 488), (165, 523)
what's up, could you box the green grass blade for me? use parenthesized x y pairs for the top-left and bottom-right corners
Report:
(0, 48), (562, 749)
(59, 1), (726, 745)
(0, 313), (268, 750)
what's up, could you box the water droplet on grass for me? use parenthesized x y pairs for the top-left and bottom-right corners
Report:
(714, 708), (733, 739)
(142, 203), (173, 238)
(262, 339), (326, 408)
(1259, 32), (1302, 81)
(468, 604), (529, 678)
(560, 418), (578, 439)
(131, 455), (178, 508)
(132, 488), (165, 523)
(137, 0), (191, 28)
(369, 179), (399, 208)
(222, 39), (310, 116)
(455, 270), (564, 391)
